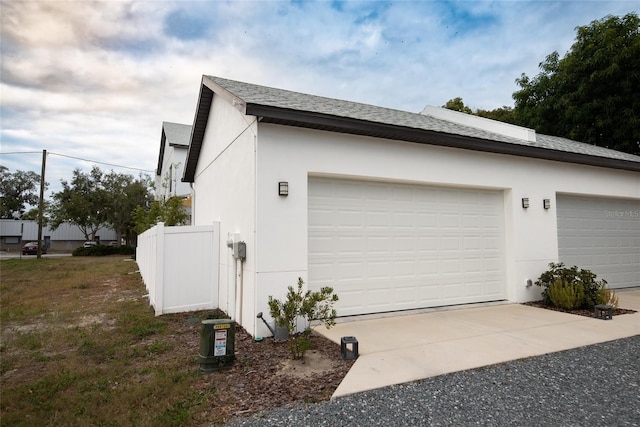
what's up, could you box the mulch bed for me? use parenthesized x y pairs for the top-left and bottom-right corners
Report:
(522, 301), (637, 317)
(190, 320), (355, 425)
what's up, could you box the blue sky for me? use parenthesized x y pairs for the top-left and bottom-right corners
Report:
(1, 0), (638, 197)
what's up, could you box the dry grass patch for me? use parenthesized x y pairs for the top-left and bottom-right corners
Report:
(1, 256), (219, 426)
(1, 256), (353, 426)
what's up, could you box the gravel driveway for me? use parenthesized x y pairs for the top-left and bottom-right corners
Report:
(228, 335), (640, 426)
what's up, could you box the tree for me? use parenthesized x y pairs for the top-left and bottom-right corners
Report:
(51, 166), (154, 243)
(476, 106), (519, 125)
(132, 196), (189, 234)
(50, 167), (109, 241)
(443, 97), (473, 114)
(102, 171), (153, 245)
(21, 202), (51, 224)
(513, 13), (640, 155)
(0, 166), (44, 219)
(443, 98), (520, 125)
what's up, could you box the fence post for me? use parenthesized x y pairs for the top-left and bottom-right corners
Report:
(155, 222), (165, 315)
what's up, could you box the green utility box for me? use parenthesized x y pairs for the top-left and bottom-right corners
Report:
(199, 319), (235, 373)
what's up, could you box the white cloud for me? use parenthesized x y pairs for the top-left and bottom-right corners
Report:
(1, 0), (636, 196)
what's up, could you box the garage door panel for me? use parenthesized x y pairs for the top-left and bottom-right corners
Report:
(366, 211), (390, 227)
(463, 237), (482, 250)
(309, 177), (506, 316)
(465, 282), (484, 297)
(417, 259), (439, 275)
(463, 258), (483, 273)
(367, 261), (392, 279)
(557, 195), (640, 289)
(484, 280), (503, 296)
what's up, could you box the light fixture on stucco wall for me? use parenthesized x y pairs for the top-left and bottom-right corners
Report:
(278, 182), (289, 196)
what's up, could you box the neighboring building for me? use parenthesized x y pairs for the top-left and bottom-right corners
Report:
(155, 121), (192, 200)
(0, 220), (118, 252)
(182, 76), (640, 337)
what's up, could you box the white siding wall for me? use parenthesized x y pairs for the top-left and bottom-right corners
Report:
(252, 124), (639, 337)
(156, 145), (190, 199)
(191, 94), (258, 331)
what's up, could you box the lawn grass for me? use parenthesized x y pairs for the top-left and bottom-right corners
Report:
(1, 256), (221, 426)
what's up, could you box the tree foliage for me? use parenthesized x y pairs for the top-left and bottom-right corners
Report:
(50, 166), (152, 242)
(50, 167), (109, 241)
(442, 97), (472, 114)
(0, 166), (44, 219)
(442, 98), (520, 125)
(132, 196), (189, 234)
(513, 13), (640, 154)
(475, 106), (519, 125)
(102, 171), (153, 245)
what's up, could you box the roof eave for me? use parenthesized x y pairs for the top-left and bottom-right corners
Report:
(247, 104), (640, 173)
(183, 80), (215, 183)
(156, 129), (166, 176)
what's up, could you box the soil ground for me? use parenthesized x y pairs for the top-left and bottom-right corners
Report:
(194, 322), (355, 423)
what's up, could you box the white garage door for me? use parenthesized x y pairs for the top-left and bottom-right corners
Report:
(308, 177), (506, 316)
(557, 195), (640, 289)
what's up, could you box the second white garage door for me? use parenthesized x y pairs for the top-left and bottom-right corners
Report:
(557, 194), (640, 289)
(308, 177), (506, 316)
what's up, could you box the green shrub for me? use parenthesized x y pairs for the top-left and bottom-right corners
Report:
(547, 279), (584, 310)
(535, 262), (611, 309)
(72, 245), (135, 257)
(267, 277), (338, 360)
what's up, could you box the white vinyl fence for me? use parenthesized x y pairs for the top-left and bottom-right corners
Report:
(136, 222), (220, 315)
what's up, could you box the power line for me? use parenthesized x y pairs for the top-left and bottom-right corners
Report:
(48, 152), (155, 173)
(0, 150), (155, 173)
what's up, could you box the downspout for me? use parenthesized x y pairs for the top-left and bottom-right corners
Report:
(226, 235), (235, 318)
(253, 129), (258, 337)
(236, 257), (243, 322)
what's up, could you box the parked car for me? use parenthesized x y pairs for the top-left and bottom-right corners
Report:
(22, 242), (47, 255)
(83, 241), (98, 248)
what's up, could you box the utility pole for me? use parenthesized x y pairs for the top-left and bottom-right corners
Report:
(37, 149), (46, 259)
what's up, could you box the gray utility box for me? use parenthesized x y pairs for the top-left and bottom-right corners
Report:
(199, 319), (235, 373)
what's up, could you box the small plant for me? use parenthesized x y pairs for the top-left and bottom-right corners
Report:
(267, 277), (338, 360)
(547, 279), (584, 310)
(535, 262), (615, 310)
(597, 287), (619, 309)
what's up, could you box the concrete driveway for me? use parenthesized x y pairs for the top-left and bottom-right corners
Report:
(315, 288), (640, 399)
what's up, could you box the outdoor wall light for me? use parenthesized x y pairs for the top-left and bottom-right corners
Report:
(278, 181), (289, 196)
(543, 199), (551, 209)
(522, 198), (529, 209)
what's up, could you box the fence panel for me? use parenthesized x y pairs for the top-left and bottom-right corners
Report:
(136, 222), (220, 315)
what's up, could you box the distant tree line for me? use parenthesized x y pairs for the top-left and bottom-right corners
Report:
(0, 165), (189, 246)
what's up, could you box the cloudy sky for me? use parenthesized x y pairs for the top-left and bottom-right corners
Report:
(1, 0), (637, 198)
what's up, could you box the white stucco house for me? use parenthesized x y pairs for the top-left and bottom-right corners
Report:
(155, 121), (192, 200)
(181, 75), (640, 338)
